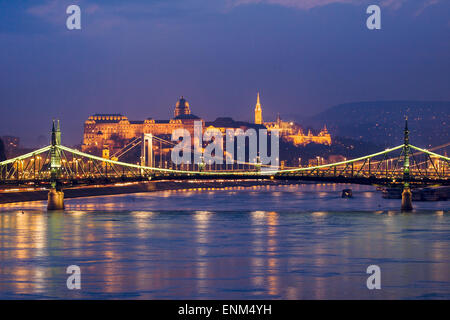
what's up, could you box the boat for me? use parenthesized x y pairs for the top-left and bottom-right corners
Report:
(342, 189), (353, 198)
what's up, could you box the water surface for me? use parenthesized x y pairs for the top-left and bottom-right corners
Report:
(0, 184), (449, 299)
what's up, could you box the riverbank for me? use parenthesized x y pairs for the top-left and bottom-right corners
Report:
(0, 179), (299, 204)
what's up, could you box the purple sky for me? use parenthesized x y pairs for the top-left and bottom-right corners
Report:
(0, 0), (449, 146)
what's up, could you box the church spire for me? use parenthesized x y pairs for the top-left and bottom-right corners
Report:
(254, 92), (263, 124)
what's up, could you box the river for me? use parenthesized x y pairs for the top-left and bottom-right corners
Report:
(0, 183), (449, 299)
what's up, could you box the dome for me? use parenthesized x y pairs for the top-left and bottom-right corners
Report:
(176, 97), (189, 109)
(174, 96), (191, 118)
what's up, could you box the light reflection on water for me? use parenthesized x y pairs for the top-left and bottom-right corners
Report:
(0, 184), (449, 299)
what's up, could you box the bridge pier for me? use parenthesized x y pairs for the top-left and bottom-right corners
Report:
(47, 188), (65, 211)
(401, 187), (413, 211)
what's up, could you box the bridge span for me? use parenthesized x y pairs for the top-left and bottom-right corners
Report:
(0, 120), (448, 211)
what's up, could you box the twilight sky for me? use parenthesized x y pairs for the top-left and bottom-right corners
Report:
(0, 0), (449, 146)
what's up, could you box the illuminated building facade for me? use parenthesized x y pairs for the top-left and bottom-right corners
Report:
(254, 93), (331, 146)
(254, 92), (263, 125)
(82, 93), (332, 156)
(284, 126), (331, 146)
(82, 97), (203, 153)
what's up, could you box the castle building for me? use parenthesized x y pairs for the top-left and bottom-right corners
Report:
(285, 126), (331, 146)
(81, 93), (332, 157)
(82, 97), (202, 153)
(174, 96), (191, 118)
(254, 93), (331, 146)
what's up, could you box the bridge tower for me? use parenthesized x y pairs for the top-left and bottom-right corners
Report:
(141, 133), (153, 168)
(48, 120), (65, 210)
(50, 120), (62, 179)
(401, 117), (413, 211)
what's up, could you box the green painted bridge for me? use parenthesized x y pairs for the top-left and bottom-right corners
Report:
(0, 120), (448, 211)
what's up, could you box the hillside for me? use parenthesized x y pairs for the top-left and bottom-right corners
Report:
(279, 136), (383, 166)
(303, 101), (449, 148)
(0, 139), (5, 162)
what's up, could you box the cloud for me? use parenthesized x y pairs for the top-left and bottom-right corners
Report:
(26, 0), (130, 34)
(25, 0), (445, 30)
(228, 0), (362, 10)
(26, 0), (219, 30)
(414, 0), (440, 16)
(379, 0), (407, 10)
(27, 0), (104, 24)
(26, 0), (62, 24)
(227, 0), (442, 11)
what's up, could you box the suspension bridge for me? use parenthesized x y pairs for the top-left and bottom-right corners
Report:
(0, 119), (448, 211)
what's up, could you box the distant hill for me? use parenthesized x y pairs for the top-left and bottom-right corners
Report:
(303, 101), (449, 148)
(0, 138), (5, 161)
(279, 136), (383, 165)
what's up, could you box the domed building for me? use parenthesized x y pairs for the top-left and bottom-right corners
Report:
(174, 96), (191, 118)
(173, 96), (201, 121)
(82, 96), (203, 153)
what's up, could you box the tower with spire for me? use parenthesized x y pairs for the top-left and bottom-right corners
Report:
(254, 92), (263, 125)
